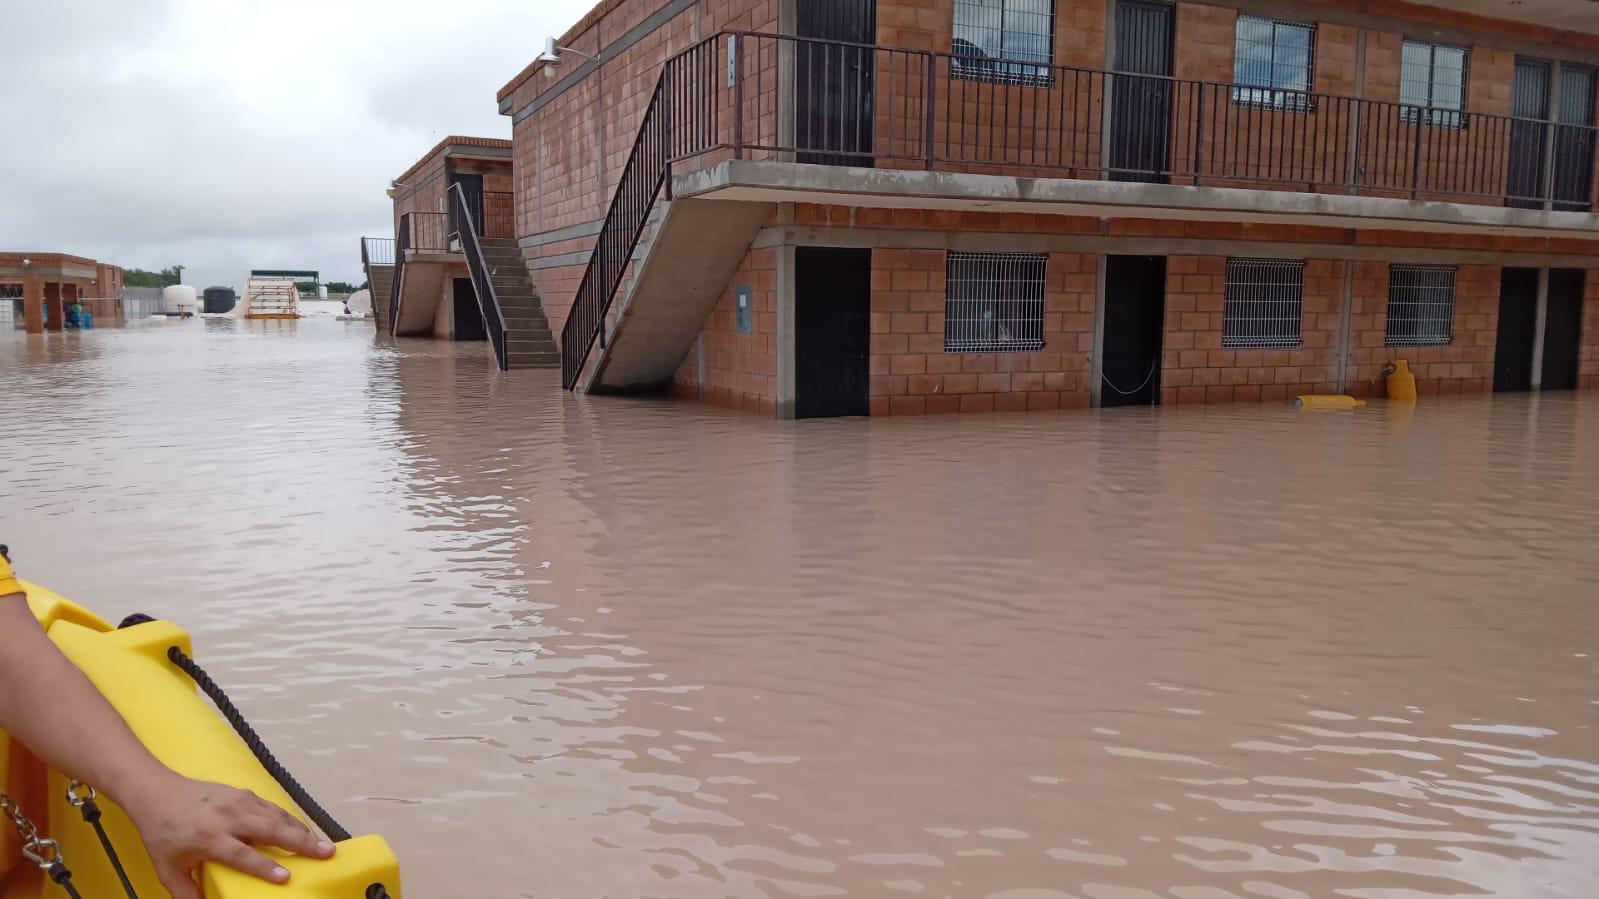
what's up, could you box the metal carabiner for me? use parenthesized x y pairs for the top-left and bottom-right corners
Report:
(65, 781), (97, 808)
(20, 836), (62, 869)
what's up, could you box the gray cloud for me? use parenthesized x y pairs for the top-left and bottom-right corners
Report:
(0, 0), (586, 290)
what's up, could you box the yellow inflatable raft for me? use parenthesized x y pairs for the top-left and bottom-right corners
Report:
(1, 582), (401, 898)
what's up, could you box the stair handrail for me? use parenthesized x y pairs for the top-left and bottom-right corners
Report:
(560, 33), (722, 389)
(449, 182), (511, 371)
(389, 213), (412, 336)
(359, 237), (394, 332)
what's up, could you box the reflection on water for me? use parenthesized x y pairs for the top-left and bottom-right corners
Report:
(4, 321), (1598, 898)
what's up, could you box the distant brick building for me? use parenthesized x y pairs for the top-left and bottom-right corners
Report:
(493, 0), (1599, 415)
(0, 252), (124, 333)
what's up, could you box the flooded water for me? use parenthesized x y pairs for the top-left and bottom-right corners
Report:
(4, 321), (1598, 899)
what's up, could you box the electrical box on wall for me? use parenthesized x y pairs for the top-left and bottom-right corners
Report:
(735, 285), (753, 334)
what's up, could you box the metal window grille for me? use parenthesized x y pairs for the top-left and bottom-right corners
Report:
(1401, 40), (1468, 128)
(945, 252), (1047, 352)
(1231, 16), (1316, 112)
(952, 0), (1056, 86)
(1223, 258), (1304, 348)
(1385, 264), (1456, 346)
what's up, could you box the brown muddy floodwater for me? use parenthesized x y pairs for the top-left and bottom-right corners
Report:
(3, 320), (1598, 898)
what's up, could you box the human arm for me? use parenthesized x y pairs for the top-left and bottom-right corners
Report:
(0, 557), (333, 898)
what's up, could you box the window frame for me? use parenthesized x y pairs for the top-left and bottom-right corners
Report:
(1222, 258), (1306, 349)
(1384, 263), (1457, 347)
(944, 251), (1049, 353)
(1400, 38), (1470, 129)
(1230, 15), (1318, 114)
(951, 0), (1058, 88)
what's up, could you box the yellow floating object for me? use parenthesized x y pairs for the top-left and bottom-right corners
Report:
(1386, 359), (1418, 402)
(1294, 394), (1367, 410)
(2, 582), (401, 898)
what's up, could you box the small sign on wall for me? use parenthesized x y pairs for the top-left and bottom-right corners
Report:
(735, 285), (753, 334)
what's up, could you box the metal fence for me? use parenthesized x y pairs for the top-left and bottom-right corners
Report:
(945, 252), (1047, 352)
(122, 287), (165, 320)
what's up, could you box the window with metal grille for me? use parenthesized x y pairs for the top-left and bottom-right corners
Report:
(1385, 264), (1456, 346)
(1401, 40), (1468, 128)
(1223, 258), (1304, 348)
(952, 0), (1056, 86)
(945, 252), (1047, 352)
(1231, 16), (1316, 112)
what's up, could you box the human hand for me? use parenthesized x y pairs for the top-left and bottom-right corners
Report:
(118, 772), (335, 899)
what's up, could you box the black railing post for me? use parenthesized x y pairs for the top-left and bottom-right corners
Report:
(1541, 119), (1559, 209)
(733, 34), (745, 158)
(924, 53), (936, 170)
(1193, 85), (1205, 186)
(1410, 113), (1424, 199)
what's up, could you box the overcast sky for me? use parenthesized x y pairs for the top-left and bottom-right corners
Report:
(0, 0), (588, 291)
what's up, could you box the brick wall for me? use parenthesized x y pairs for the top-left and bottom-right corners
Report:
(1346, 262), (1499, 397)
(869, 247), (1096, 414)
(1160, 257), (1343, 405)
(672, 247), (779, 412)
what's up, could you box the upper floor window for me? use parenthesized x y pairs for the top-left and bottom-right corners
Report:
(1402, 40), (1467, 127)
(1232, 15), (1316, 111)
(952, 0), (1056, 86)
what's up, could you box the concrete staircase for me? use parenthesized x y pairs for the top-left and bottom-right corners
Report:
(477, 237), (559, 369)
(584, 197), (773, 392)
(367, 265), (394, 334)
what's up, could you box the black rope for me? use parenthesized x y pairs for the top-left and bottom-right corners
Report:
(47, 861), (85, 899)
(366, 885), (392, 899)
(75, 795), (139, 899)
(163, 645), (353, 843)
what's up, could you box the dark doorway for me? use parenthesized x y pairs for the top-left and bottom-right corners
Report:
(795, 0), (877, 166)
(1110, 0), (1175, 183)
(452, 278), (486, 342)
(1494, 267), (1538, 392)
(1553, 66), (1597, 211)
(1508, 58), (1551, 209)
(448, 172), (484, 235)
(795, 246), (871, 418)
(1101, 255), (1166, 407)
(1541, 269), (1585, 390)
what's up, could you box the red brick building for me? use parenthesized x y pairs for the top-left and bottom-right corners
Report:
(364, 137), (559, 368)
(497, 0), (1599, 415)
(1, 252), (124, 333)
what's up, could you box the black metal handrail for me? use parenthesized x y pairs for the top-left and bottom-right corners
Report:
(714, 30), (1598, 207)
(360, 236), (393, 333)
(449, 184), (511, 371)
(560, 34), (725, 389)
(388, 214), (411, 335)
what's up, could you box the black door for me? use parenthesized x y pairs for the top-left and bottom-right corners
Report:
(1494, 267), (1538, 391)
(453, 278), (486, 341)
(1508, 58), (1550, 209)
(1101, 255), (1166, 407)
(448, 172), (484, 235)
(1541, 269), (1585, 389)
(796, 246), (871, 417)
(1553, 66), (1597, 211)
(1110, 0), (1175, 183)
(796, 0), (876, 166)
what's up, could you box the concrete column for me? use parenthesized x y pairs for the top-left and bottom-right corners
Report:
(1090, 252), (1108, 407)
(22, 277), (44, 334)
(1335, 260), (1355, 392)
(774, 239), (797, 420)
(1531, 267), (1550, 389)
(43, 282), (62, 332)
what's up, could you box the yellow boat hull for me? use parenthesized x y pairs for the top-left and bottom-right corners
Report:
(1, 582), (401, 898)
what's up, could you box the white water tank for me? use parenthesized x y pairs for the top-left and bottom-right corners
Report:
(162, 285), (198, 314)
(347, 289), (372, 315)
(317, 285), (329, 300)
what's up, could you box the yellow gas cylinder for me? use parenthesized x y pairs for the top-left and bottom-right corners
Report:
(1386, 359), (1418, 401)
(1294, 395), (1367, 411)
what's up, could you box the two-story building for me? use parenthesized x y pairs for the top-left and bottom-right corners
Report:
(1, 252), (124, 333)
(362, 136), (559, 368)
(497, 0), (1599, 416)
